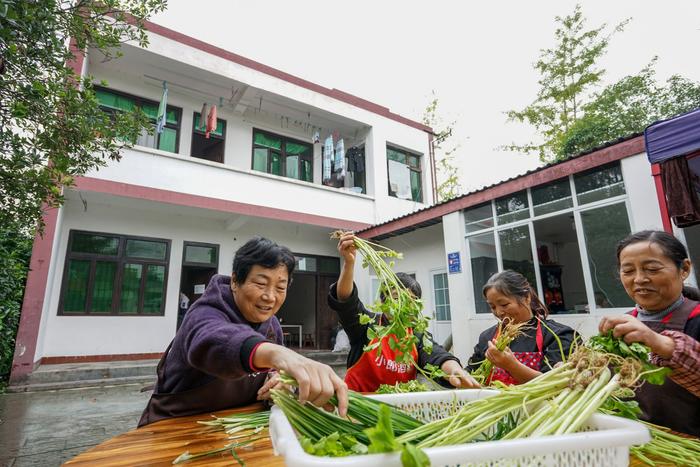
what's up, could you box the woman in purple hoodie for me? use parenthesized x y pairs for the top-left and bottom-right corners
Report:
(139, 237), (348, 426)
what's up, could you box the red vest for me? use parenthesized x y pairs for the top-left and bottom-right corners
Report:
(344, 332), (418, 393)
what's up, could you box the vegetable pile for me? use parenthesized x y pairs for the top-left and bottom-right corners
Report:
(469, 320), (527, 384)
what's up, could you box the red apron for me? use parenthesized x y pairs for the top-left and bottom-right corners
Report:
(344, 331), (418, 393)
(488, 320), (544, 386)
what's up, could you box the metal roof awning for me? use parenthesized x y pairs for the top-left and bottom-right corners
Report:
(645, 108), (700, 164)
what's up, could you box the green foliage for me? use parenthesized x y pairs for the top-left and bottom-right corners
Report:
(558, 59), (700, 157)
(400, 442), (430, 467)
(0, 228), (32, 382)
(0, 0), (167, 233)
(364, 404), (399, 453)
(376, 380), (429, 394)
(300, 432), (368, 457)
(423, 91), (461, 202)
(504, 4), (628, 162)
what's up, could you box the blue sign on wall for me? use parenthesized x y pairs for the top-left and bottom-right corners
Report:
(447, 252), (461, 274)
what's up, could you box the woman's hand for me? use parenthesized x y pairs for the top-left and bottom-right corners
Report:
(441, 359), (480, 388)
(485, 341), (518, 371)
(253, 343), (348, 417)
(256, 371), (282, 401)
(337, 232), (357, 266)
(599, 314), (675, 359)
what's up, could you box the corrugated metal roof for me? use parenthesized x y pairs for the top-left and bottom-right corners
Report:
(361, 132), (643, 240)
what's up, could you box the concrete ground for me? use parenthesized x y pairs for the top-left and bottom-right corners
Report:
(0, 384), (151, 467)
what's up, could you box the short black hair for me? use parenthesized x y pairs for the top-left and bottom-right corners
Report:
(483, 270), (549, 319)
(231, 237), (295, 286)
(380, 272), (422, 301)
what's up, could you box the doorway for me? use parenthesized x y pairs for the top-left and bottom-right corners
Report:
(178, 242), (219, 329)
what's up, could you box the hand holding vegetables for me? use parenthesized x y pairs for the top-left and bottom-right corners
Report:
(441, 360), (479, 389)
(599, 314), (676, 359)
(485, 341), (518, 370)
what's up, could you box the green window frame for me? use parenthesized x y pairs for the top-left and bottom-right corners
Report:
(95, 86), (182, 154)
(251, 129), (313, 182)
(59, 230), (170, 316)
(387, 145), (422, 202)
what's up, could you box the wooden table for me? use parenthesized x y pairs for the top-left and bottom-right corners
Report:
(64, 402), (697, 466)
(65, 403), (283, 467)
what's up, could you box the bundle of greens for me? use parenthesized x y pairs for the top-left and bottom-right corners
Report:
(331, 231), (432, 365)
(469, 320), (528, 384)
(376, 380), (429, 394)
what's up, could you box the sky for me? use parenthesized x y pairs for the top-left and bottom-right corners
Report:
(152, 0), (700, 194)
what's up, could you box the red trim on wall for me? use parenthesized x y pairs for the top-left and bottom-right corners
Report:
(360, 135), (646, 239)
(73, 176), (371, 231)
(651, 163), (673, 233)
(40, 353), (163, 365)
(138, 20), (432, 134)
(10, 208), (60, 385)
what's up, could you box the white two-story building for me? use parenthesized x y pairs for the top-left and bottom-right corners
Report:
(11, 20), (436, 383)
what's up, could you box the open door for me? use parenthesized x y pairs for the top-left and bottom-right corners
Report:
(178, 242), (219, 330)
(316, 274), (339, 350)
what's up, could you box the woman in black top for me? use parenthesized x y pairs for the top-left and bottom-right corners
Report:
(467, 270), (578, 385)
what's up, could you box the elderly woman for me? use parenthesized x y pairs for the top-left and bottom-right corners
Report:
(139, 237), (347, 426)
(599, 230), (700, 436)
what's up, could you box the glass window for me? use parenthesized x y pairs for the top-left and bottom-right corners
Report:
(468, 232), (498, 314)
(252, 129), (312, 182)
(496, 191), (530, 225)
(580, 203), (634, 308)
(96, 86), (180, 154)
(295, 256), (317, 272)
(574, 163), (626, 205)
(387, 145), (422, 203)
(60, 231), (169, 315)
(464, 202), (494, 233)
(499, 225), (537, 287)
(191, 112), (226, 163)
(319, 257), (340, 274)
(126, 239), (167, 260)
(184, 244), (217, 265)
(433, 272), (451, 321)
(532, 179), (574, 216)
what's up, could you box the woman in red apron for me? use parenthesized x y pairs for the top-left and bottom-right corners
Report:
(467, 270), (578, 385)
(599, 230), (700, 436)
(330, 232), (478, 392)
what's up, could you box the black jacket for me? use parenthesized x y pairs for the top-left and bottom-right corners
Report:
(328, 282), (459, 385)
(466, 316), (578, 373)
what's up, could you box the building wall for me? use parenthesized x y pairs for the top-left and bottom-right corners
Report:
(34, 196), (340, 359)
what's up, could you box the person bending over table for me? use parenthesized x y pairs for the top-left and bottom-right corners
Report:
(139, 237), (347, 426)
(599, 230), (700, 436)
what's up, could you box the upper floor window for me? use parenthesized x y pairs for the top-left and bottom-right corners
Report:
(574, 162), (626, 205)
(387, 145), (422, 202)
(191, 112), (226, 163)
(95, 87), (181, 154)
(60, 231), (170, 316)
(252, 129), (313, 182)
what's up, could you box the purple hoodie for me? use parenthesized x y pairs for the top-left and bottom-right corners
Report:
(158, 274), (283, 394)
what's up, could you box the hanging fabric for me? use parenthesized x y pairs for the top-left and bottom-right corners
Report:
(155, 81), (168, 134)
(323, 135), (334, 182)
(661, 155), (700, 227)
(206, 104), (217, 139)
(199, 103), (208, 131)
(334, 138), (345, 177)
(388, 160), (412, 200)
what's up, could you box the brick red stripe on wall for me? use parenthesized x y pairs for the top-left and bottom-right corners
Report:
(41, 353), (163, 365)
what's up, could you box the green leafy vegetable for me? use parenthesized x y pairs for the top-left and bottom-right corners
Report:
(400, 443), (430, 467)
(364, 404), (399, 453)
(300, 432), (368, 457)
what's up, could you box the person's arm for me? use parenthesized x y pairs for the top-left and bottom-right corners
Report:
(541, 323), (579, 372)
(417, 337), (479, 388)
(649, 331), (700, 397)
(466, 333), (489, 373)
(336, 232), (357, 301)
(328, 282), (371, 346)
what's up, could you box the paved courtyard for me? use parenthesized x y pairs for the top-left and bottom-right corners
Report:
(0, 384), (151, 467)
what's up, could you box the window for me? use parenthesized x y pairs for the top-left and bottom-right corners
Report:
(499, 225), (536, 287)
(183, 242), (218, 266)
(532, 178), (574, 216)
(464, 202), (494, 233)
(387, 146), (422, 202)
(468, 232), (498, 314)
(580, 203), (634, 309)
(60, 231), (170, 315)
(432, 272), (451, 321)
(574, 163), (626, 205)
(191, 112), (226, 163)
(95, 87), (181, 153)
(495, 191), (529, 225)
(252, 129), (313, 182)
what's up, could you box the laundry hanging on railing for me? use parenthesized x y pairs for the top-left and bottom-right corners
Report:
(323, 135), (334, 182)
(205, 104), (217, 139)
(155, 81), (168, 134)
(334, 138), (345, 177)
(199, 103), (208, 131)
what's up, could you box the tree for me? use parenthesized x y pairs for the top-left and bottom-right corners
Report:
(503, 4), (628, 163)
(558, 59), (700, 157)
(0, 0), (167, 234)
(423, 92), (461, 202)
